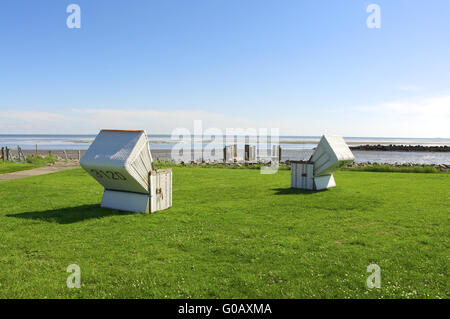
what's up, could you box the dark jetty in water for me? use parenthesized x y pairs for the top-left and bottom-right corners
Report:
(350, 144), (450, 152)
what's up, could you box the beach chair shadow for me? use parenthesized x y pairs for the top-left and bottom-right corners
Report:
(272, 187), (320, 195)
(6, 204), (134, 224)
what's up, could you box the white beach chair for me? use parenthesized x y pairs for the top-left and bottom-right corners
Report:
(291, 135), (354, 190)
(80, 129), (172, 213)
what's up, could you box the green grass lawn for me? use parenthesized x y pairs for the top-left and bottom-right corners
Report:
(0, 161), (44, 174)
(0, 155), (56, 174)
(0, 167), (448, 298)
(343, 164), (443, 173)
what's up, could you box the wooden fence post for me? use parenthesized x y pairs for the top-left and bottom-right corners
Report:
(278, 145), (282, 162)
(78, 150), (81, 161)
(1, 147), (4, 162)
(35, 144), (38, 155)
(17, 146), (25, 161)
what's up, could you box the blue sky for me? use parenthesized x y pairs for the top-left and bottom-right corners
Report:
(0, 0), (449, 137)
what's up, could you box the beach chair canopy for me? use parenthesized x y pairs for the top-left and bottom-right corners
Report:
(80, 129), (153, 194)
(310, 135), (355, 176)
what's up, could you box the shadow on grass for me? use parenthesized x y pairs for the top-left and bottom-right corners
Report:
(272, 187), (319, 195)
(6, 204), (135, 224)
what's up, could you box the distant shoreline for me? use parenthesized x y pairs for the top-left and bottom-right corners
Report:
(62, 139), (450, 148)
(279, 140), (450, 146)
(11, 147), (450, 165)
(350, 144), (450, 152)
(15, 144), (450, 155)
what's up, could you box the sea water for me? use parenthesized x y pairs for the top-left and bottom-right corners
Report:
(0, 134), (449, 164)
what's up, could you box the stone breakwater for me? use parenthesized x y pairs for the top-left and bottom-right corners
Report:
(350, 144), (450, 152)
(345, 161), (450, 172)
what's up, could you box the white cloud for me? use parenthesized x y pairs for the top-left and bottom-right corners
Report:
(0, 95), (448, 138)
(0, 108), (273, 134)
(70, 108), (259, 133)
(0, 111), (65, 122)
(363, 95), (450, 117)
(356, 94), (450, 137)
(397, 85), (423, 92)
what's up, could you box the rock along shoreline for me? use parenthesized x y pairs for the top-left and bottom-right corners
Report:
(350, 144), (450, 152)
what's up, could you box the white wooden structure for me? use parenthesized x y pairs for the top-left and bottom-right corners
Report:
(223, 144), (256, 162)
(223, 144), (237, 162)
(80, 129), (172, 213)
(291, 135), (354, 191)
(245, 145), (257, 162)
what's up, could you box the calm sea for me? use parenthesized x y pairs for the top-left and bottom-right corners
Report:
(1, 134), (449, 164)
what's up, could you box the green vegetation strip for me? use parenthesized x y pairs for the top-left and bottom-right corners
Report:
(342, 164), (443, 173)
(0, 167), (448, 298)
(0, 155), (56, 174)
